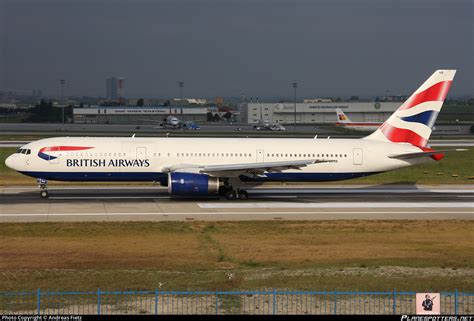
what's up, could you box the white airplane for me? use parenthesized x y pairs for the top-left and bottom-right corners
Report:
(139, 115), (181, 129)
(159, 115), (181, 129)
(335, 108), (382, 132)
(5, 70), (464, 200)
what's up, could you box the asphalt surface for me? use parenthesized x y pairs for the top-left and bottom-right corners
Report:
(1, 185), (472, 222)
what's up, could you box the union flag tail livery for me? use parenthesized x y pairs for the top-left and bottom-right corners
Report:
(365, 70), (456, 147)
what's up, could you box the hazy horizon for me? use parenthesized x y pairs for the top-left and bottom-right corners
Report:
(1, 0), (473, 100)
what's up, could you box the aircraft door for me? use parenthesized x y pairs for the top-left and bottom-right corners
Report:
(353, 148), (363, 165)
(24, 150), (31, 167)
(136, 147), (147, 159)
(256, 149), (264, 163)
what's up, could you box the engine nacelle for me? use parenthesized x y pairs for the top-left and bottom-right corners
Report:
(168, 173), (219, 195)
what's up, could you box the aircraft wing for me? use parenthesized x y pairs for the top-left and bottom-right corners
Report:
(162, 159), (336, 177)
(388, 149), (467, 160)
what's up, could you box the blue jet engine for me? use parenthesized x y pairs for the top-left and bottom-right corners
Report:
(167, 173), (220, 195)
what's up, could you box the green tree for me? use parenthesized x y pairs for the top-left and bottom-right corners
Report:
(26, 100), (73, 123)
(137, 98), (144, 106)
(206, 112), (214, 122)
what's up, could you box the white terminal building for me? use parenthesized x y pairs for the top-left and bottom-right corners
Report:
(73, 106), (213, 124)
(239, 101), (402, 124)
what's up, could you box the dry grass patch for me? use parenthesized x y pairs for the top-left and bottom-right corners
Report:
(211, 221), (474, 267)
(0, 220), (473, 291)
(0, 222), (214, 270)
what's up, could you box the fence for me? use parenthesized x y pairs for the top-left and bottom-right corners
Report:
(0, 289), (472, 315)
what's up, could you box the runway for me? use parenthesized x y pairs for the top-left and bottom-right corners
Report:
(1, 185), (472, 222)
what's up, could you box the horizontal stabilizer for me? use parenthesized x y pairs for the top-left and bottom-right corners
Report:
(388, 149), (467, 160)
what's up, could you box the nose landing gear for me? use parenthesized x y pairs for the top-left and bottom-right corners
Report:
(37, 178), (49, 198)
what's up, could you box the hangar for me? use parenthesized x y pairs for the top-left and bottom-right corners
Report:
(239, 101), (402, 124)
(73, 106), (212, 124)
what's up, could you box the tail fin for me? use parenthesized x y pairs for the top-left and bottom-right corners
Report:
(336, 108), (352, 123)
(365, 70), (456, 147)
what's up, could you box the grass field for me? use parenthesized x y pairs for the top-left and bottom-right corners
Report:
(0, 221), (472, 292)
(1, 146), (473, 185)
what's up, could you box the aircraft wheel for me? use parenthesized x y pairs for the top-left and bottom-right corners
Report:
(40, 190), (49, 199)
(238, 190), (248, 200)
(225, 190), (237, 200)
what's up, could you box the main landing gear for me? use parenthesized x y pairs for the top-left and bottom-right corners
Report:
(37, 178), (49, 199)
(219, 185), (249, 201)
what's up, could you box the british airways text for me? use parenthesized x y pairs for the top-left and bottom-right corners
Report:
(66, 159), (150, 167)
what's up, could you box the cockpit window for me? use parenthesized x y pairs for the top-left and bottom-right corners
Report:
(16, 148), (31, 155)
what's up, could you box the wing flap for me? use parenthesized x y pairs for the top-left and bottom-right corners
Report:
(162, 159), (336, 177)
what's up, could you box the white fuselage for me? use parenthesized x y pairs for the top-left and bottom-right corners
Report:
(336, 123), (382, 132)
(6, 137), (426, 183)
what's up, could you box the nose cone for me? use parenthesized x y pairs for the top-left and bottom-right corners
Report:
(5, 155), (15, 170)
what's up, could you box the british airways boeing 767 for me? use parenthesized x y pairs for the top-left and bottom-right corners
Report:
(5, 70), (464, 199)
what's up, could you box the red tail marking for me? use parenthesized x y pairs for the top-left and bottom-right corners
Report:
(380, 123), (427, 147)
(399, 80), (452, 110)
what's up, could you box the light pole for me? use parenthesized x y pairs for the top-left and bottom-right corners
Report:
(178, 81), (184, 100)
(292, 82), (298, 131)
(59, 79), (65, 131)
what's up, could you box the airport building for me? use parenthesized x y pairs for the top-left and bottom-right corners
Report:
(106, 77), (125, 100)
(73, 106), (212, 124)
(239, 101), (402, 124)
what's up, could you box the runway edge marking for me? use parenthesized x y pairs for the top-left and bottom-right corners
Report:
(197, 202), (474, 209)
